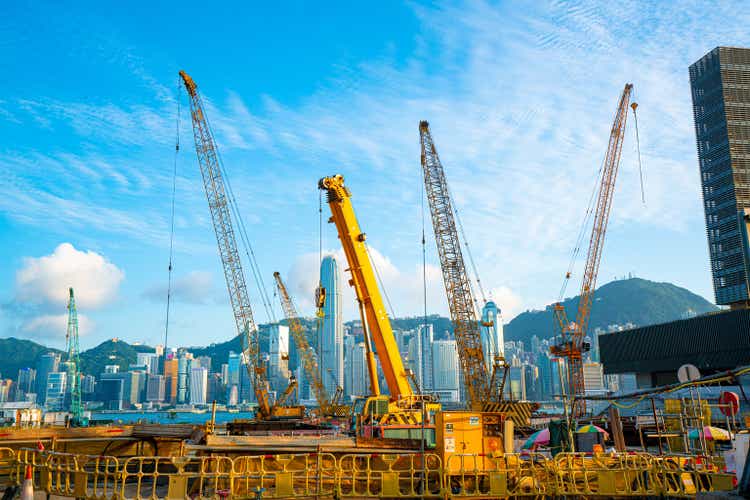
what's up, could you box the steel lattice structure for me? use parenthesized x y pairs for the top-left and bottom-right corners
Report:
(419, 121), (490, 406)
(180, 71), (271, 418)
(65, 287), (83, 423)
(551, 83), (633, 418)
(273, 272), (332, 413)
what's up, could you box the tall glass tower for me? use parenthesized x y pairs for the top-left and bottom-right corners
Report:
(690, 47), (750, 307)
(320, 256), (344, 395)
(480, 301), (505, 371)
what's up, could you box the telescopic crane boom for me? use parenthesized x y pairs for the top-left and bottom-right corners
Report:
(551, 83), (634, 418)
(179, 70), (274, 419)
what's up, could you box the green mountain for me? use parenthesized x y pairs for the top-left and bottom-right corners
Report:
(0, 278), (718, 381)
(0, 338), (62, 381)
(504, 277), (718, 344)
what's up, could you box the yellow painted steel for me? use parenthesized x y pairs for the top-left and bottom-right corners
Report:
(6, 447), (738, 499)
(319, 174), (412, 401)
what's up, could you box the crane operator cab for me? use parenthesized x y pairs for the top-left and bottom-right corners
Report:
(354, 394), (442, 449)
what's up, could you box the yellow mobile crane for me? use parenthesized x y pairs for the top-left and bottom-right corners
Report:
(180, 70), (304, 421)
(319, 175), (440, 443)
(273, 272), (350, 418)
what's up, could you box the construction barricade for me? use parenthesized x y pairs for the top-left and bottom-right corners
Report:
(338, 453), (442, 498)
(2, 448), (740, 499)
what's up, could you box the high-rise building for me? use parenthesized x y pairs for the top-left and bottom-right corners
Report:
(480, 301), (505, 372)
(349, 342), (370, 399)
(177, 353), (192, 404)
(264, 324), (290, 393)
(35, 352), (60, 405)
(15, 368), (35, 402)
(583, 362), (605, 394)
(0, 380), (13, 403)
(163, 357), (178, 404)
(319, 256), (344, 395)
(508, 366), (526, 401)
(189, 367), (208, 406)
(81, 375), (96, 397)
(690, 47), (750, 306)
(431, 340), (460, 402)
(146, 374), (165, 402)
(45, 372), (67, 410)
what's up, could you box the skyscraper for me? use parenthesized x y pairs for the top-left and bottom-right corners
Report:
(15, 368), (35, 402)
(480, 301), (505, 371)
(189, 367), (208, 406)
(690, 47), (750, 307)
(35, 352), (60, 405)
(319, 256), (343, 395)
(431, 340), (460, 402)
(45, 372), (67, 410)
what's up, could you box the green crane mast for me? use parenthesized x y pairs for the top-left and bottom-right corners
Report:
(65, 287), (85, 426)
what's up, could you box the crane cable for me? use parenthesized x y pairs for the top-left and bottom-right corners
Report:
(631, 101), (646, 204)
(203, 113), (276, 324)
(163, 76), (180, 365)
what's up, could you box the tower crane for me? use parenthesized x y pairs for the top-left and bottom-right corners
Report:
(180, 70), (303, 420)
(319, 175), (439, 433)
(65, 287), (86, 426)
(550, 83), (634, 418)
(419, 121), (505, 407)
(273, 272), (350, 418)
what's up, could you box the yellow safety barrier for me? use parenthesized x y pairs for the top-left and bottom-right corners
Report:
(445, 453), (552, 497)
(0, 448), (15, 487)
(338, 453), (442, 498)
(553, 452), (659, 497)
(4, 448), (738, 499)
(121, 455), (233, 499)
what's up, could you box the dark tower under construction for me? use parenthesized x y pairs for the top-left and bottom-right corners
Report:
(690, 47), (750, 307)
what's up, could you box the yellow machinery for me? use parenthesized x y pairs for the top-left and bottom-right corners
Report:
(180, 70), (304, 421)
(319, 174), (440, 442)
(273, 272), (351, 418)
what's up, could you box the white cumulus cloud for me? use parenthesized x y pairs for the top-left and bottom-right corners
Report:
(21, 313), (93, 339)
(15, 242), (124, 309)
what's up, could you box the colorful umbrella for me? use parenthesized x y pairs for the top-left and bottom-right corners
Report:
(688, 426), (731, 441)
(521, 428), (550, 449)
(576, 424), (609, 437)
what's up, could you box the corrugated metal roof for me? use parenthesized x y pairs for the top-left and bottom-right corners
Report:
(600, 309), (750, 374)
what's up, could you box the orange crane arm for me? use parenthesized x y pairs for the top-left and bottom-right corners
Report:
(552, 83), (633, 418)
(319, 174), (413, 401)
(179, 70), (272, 419)
(419, 121), (490, 406)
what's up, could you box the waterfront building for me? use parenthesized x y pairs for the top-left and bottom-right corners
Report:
(264, 324), (290, 394)
(136, 353), (160, 374)
(207, 373), (223, 403)
(480, 301), (505, 373)
(81, 375), (96, 397)
(163, 357), (178, 403)
(583, 362), (605, 394)
(146, 374), (165, 403)
(690, 47), (750, 306)
(177, 353), (192, 404)
(0, 380), (13, 403)
(35, 352), (60, 405)
(431, 340), (460, 402)
(348, 342), (370, 400)
(226, 352), (241, 404)
(15, 368), (35, 402)
(98, 377), (124, 410)
(189, 367), (208, 406)
(196, 356), (212, 374)
(319, 256), (344, 395)
(45, 372), (67, 410)
(508, 366), (526, 401)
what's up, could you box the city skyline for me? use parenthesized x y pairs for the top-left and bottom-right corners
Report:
(4, 2), (750, 349)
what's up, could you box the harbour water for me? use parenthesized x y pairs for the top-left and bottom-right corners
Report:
(91, 410), (256, 425)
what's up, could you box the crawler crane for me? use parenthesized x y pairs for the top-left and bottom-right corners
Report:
(550, 84), (635, 418)
(273, 272), (350, 418)
(180, 70), (304, 421)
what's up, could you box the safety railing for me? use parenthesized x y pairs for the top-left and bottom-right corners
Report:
(445, 453), (553, 497)
(4, 448), (738, 499)
(233, 453), (337, 498)
(0, 448), (15, 487)
(338, 453), (442, 498)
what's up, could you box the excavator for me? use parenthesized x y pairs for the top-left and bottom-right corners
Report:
(180, 70), (305, 422)
(273, 272), (351, 419)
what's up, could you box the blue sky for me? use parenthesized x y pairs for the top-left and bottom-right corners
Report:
(1, 1), (747, 349)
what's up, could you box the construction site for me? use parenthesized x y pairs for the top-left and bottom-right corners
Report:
(0, 62), (745, 499)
